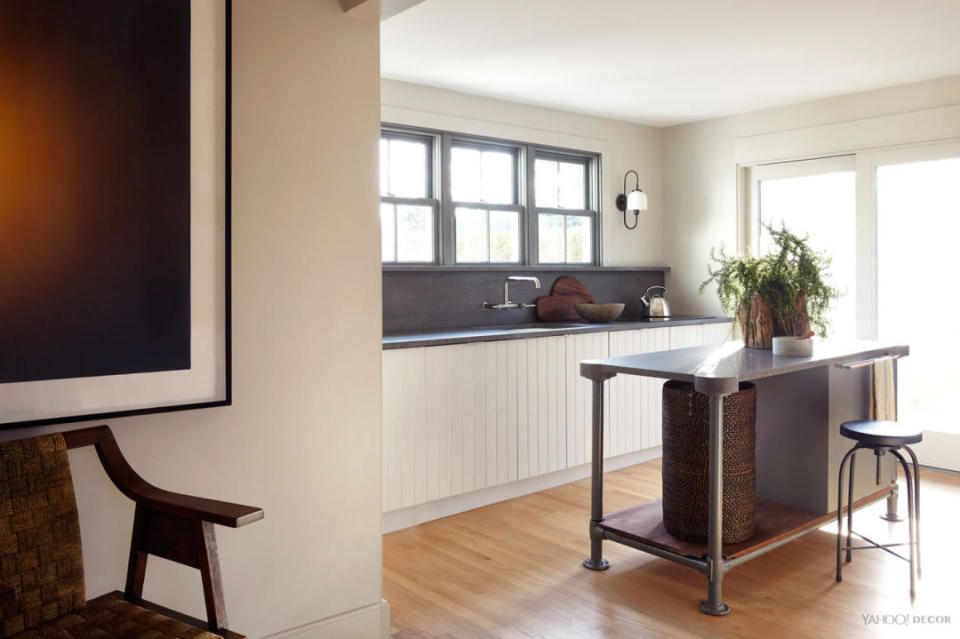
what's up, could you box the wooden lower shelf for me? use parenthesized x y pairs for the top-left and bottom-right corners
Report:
(598, 486), (892, 561)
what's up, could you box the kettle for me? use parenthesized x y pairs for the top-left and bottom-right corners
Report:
(640, 286), (671, 319)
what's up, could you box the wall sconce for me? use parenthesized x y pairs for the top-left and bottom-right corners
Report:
(616, 170), (648, 230)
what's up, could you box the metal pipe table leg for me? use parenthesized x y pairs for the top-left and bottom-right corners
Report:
(699, 393), (730, 616)
(584, 378), (610, 571)
(881, 472), (903, 522)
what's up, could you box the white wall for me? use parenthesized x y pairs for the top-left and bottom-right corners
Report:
(4, 1), (385, 637)
(662, 74), (960, 316)
(381, 79), (665, 266)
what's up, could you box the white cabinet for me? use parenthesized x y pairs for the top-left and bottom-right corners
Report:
(383, 336), (567, 511)
(382, 321), (733, 514)
(564, 332), (610, 468)
(608, 329), (671, 455)
(382, 347), (426, 512)
(516, 336), (567, 480)
(466, 338), (567, 489)
(702, 320), (734, 345)
(667, 324), (704, 349)
(669, 321), (734, 349)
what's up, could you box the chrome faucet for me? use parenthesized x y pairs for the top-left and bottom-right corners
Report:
(482, 275), (541, 310)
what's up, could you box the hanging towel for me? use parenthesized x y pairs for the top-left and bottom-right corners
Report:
(869, 356), (897, 421)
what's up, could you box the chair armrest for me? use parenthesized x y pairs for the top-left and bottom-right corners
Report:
(63, 426), (263, 528)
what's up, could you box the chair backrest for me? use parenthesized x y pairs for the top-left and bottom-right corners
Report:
(0, 433), (86, 636)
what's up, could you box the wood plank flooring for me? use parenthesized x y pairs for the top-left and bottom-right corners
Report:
(383, 458), (960, 638)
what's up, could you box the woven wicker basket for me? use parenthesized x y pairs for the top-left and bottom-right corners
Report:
(661, 380), (757, 543)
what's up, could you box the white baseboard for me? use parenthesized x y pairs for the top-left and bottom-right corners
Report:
(383, 447), (663, 533)
(260, 598), (390, 639)
(379, 598), (391, 639)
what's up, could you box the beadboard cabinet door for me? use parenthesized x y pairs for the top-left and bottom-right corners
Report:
(382, 347), (427, 512)
(607, 328), (671, 455)
(467, 337), (567, 491)
(702, 320), (734, 345)
(383, 337), (568, 512)
(667, 324), (705, 349)
(516, 336), (567, 480)
(564, 332), (610, 468)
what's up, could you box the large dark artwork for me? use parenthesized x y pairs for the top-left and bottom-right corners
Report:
(0, 0), (230, 426)
(0, 0), (191, 383)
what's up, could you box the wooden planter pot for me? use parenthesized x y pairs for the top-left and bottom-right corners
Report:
(737, 293), (809, 349)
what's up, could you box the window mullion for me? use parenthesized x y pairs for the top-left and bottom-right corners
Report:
(385, 141), (392, 197)
(440, 133), (455, 266)
(525, 145), (537, 265)
(561, 214), (568, 263)
(592, 156), (601, 266)
(485, 209), (491, 263)
(392, 204), (398, 264)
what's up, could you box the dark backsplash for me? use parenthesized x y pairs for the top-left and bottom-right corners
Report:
(383, 268), (668, 332)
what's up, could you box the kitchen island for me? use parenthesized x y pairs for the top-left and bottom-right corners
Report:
(580, 339), (909, 615)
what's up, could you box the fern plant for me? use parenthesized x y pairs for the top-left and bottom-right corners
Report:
(699, 224), (840, 339)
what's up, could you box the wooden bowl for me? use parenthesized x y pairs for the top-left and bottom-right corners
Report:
(575, 303), (625, 323)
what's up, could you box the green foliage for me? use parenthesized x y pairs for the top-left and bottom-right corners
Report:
(699, 224), (840, 337)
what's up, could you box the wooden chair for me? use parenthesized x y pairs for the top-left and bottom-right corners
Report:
(0, 425), (263, 638)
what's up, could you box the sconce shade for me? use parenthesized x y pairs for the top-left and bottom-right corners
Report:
(626, 189), (648, 212)
(618, 169), (646, 230)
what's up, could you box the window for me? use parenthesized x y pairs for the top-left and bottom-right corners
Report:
(379, 131), (437, 263)
(451, 142), (521, 263)
(876, 153), (960, 456)
(380, 125), (600, 265)
(534, 156), (593, 264)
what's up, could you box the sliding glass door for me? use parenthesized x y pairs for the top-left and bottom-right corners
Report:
(869, 143), (960, 471)
(745, 142), (960, 471)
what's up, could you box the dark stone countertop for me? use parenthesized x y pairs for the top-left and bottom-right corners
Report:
(383, 316), (732, 349)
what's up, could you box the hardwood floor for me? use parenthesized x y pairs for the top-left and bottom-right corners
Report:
(383, 459), (959, 638)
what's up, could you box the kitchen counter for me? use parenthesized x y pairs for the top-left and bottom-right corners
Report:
(383, 315), (731, 349)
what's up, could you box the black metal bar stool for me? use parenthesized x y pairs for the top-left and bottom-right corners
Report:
(836, 420), (922, 597)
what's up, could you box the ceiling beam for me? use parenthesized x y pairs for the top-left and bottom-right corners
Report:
(341, 0), (428, 22)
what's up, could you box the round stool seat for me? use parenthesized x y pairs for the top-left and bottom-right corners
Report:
(840, 420), (922, 447)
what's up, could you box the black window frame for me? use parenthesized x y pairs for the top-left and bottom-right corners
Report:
(380, 123), (602, 267)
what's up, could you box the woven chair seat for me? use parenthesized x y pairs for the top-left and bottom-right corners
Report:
(15, 596), (222, 639)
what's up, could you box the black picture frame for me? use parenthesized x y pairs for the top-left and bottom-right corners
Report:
(0, 0), (233, 429)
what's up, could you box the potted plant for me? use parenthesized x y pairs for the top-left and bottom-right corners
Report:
(699, 225), (840, 349)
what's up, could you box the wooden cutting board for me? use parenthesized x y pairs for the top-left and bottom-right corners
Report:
(550, 276), (594, 301)
(535, 293), (592, 322)
(536, 276), (595, 322)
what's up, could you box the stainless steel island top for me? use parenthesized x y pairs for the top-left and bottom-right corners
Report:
(580, 339), (909, 394)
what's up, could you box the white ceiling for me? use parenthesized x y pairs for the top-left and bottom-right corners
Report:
(380, 0), (960, 127)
